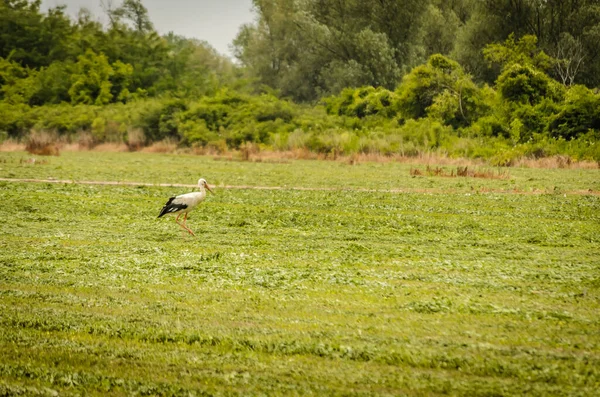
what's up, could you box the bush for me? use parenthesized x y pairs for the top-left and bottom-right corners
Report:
(179, 119), (219, 147)
(395, 54), (463, 120)
(497, 64), (564, 105)
(138, 99), (188, 142)
(27, 104), (97, 134)
(0, 103), (32, 137)
(324, 87), (398, 119)
(547, 85), (600, 140)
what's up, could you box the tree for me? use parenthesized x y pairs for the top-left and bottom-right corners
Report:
(0, 0), (74, 68)
(553, 33), (585, 86)
(233, 0), (429, 101)
(417, 3), (461, 58)
(548, 85), (600, 140)
(69, 49), (114, 105)
(31, 61), (72, 105)
(111, 0), (153, 33)
(68, 49), (132, 105)
(453, 0), (600, 86)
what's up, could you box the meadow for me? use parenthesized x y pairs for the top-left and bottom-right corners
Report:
(0, 151), (599, 396)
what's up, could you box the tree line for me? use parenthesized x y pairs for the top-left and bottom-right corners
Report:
(1, 0), (599, 163)
(235, 0), (600, 101)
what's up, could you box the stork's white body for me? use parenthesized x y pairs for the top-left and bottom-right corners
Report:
(161, 190), (207, 216)
(158, 178), (213, 236)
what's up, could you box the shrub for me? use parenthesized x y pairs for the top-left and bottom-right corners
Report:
(0, 103), (32, 137)
(179, 119), (219, 146)
(496, 64), (564, 105)
(547, 85), (600, 140)
(324, 87), (398, 119)
(30, 104), (96, 134)
(138, 99), (188, 142)
(395, 54), (463, 120)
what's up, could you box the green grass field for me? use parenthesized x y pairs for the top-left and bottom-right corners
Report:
(1, 152), (599, 396)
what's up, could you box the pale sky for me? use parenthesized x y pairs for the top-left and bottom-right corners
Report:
(40, 0), (256, 58)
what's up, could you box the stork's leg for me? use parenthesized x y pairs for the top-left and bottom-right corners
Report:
(175, 212), (195, 236)
(175, 213), (188, 232)
(182, 212), (196, 236)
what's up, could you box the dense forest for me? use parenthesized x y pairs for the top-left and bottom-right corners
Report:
(1, 0), (599, 164)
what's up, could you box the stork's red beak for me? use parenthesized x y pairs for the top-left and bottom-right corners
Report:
(205, 183), (214, 194)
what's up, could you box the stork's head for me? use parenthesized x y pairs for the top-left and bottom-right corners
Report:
(198, 178), (213, 194)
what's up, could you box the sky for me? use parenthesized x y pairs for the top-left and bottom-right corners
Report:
(40, 0), (256, 58)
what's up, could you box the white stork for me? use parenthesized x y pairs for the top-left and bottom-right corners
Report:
(158, 178), (213, 236)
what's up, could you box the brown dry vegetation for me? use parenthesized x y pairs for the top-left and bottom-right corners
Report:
(410, 165), (511, 180)
(126, 128), (146, 151)
(24, 130), (60, 156)
(1, 131), (598, 169)
(141, 138), (178, 153)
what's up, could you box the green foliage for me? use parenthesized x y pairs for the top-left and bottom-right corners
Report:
(398, 54), (463, 120)
(496, 63), (564, 106)
(68, 50), (134, 105)
(395, 54), (487, 127)
(137, 98), (188, 142)
(179, 119), (218, 146)
(0, 0), (73, 68)
(68, 50), (114, 105)
(234, 0), (424, 101)
(547, 85), (600, 141)
(30, 61), (72, 105)
(483, 34), (553, 72)
(0, 57), (37, 104)
(324, 86), (398, 119)
(418, 3), (460, 56)
(0, 102), (32, 136)
(29, 103), (97, 134)
(452, 2), (600, 87)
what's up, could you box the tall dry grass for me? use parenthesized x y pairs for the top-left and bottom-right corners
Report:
(513, 155), (598, 169)
(25, 130), (60, 156)
(142, 138), (178, 153)
(0, 139), (25, 152)
(76, 130), (96, 150)
(126, 128), (146, 151)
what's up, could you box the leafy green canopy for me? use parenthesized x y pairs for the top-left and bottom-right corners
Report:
(0, 0), (235, 105)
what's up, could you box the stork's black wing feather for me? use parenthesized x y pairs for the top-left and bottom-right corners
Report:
(158, 196), (188, 218)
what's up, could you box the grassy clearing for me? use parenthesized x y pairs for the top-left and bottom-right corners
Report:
(0, 151), (599, 395)
(1, 151), (599, 193)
